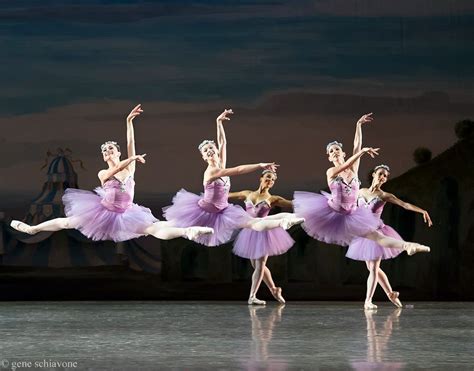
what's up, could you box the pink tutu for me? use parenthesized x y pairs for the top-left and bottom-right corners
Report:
(163, 189), (251, 247)
(233, 227), (295, 259)
(63, 188), (157, 242)
(293, 191), (379, 246)
(346, 223), (403, 261)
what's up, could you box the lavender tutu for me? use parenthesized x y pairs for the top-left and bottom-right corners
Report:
(233, 200), (295, 259)
(63, 176), (157, 242)
(163, 177), (250, 246)
(293, 177), (379, 246)
(346, 196), (403, 261)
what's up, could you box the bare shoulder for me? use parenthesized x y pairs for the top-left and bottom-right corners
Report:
(206, 165), (222, 176)
(234, 190), (252, 198)
(98, 169), (107, 179)
(269, 194), (283, 202)
(379, 190), (395, 201)
(203, 166), (219, 182)
(97, 169), (108, 184)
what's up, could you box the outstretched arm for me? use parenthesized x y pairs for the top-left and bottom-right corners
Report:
(216, 109), (233, 168)
(382, 192), (433, 226)
(98, 154), (146, 185)
(353, 113), (373, 173)
(205, 163), (278, 183)
(228, 190), (252, 200)
(326, 147), (379, 182)
(271, 195), (293, 209)
(126, 104), (143, 175)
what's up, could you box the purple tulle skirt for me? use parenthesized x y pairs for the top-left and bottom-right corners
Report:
(163, 189), (251, 247)
(293, 191), (380, 246)
(233, 227), (295, 260)
(346, 223), (404, 261)
(63, 188), (157, 242)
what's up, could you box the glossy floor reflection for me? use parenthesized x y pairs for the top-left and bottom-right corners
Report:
(0, 302), (473, 370)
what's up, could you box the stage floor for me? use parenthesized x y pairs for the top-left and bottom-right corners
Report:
(0, 302), (473, 370)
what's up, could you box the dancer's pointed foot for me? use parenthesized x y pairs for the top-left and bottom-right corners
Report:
(404, 242), (430, 256)
(388, 291), (403, 308)
(271, 287), (286, 304)
(364, 301), (378, 310)
(184, 227), (214, 241)
(248, 296), (266, 305)
(10, 220), (34, 235)
(279, 217), (305, 230)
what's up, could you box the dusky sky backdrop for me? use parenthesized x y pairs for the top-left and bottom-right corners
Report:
(1, 0), (473, 203)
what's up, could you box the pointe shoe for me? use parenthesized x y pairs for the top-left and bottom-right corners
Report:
(279, 217), (305, 230)
(10, 220), (34, 235)
(248, 296), (266, 305)
(364, 301), (378, 310)
(271, 287), (286, 304)
(184, 227), (214, 241)
(388, 291), (403, 308)
(404, 242), (430, 256)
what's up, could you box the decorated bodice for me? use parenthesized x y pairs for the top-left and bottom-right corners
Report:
(198, 177), (231, 213)
(327, 177), (361, 214)
(357, 195), (386, 218)
(100, 176), (134, 213)
(244, 198), (272, 218)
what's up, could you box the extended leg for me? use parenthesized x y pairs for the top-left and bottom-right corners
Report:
(244, 215), (304, 232)
(11, 217), (75, 235)
(364, 231), (430, 255)
(143, 221), (213, 241)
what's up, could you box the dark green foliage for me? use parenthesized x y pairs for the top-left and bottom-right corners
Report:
(413, 147), (432, 165)
(454, 119), (474, 140)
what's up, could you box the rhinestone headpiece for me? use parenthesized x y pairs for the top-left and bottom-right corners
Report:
(101, 141), (119, 152)
(326, 141), (343, 153)
(198, 140), (216, 152)
(262, 169), (277, 177)
(374, 164), (390, 172)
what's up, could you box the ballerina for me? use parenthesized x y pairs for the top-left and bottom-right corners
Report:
(293, 114), (430, 309)
(346, 164), (433, 309)
(163, 109), (304, 248)
(229, 169), (296, 305)
(11, 104), (213, 242)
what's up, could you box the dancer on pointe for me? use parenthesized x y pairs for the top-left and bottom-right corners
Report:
(163, 109), (304, 247)
(293, 114), (430, 309)
(11, 104), (213, 242)
(346, 164), (433, 309)
(229, 170), (296, 305)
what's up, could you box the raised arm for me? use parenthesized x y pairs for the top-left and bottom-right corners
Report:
(382, 192), (433, 227)
(228, 190), (252, 200)
(352, 113), (373, 173)
(205, 163), (278, 183)
(326, 147), (379, 182)
(270, 195), (293, 209)
(98, 154), (146, 185)
(126, 104), (143, 175)
(216, 109), (233, 168)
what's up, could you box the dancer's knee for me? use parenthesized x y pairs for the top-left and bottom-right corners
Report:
(61, 218), (72, 229)
(365, 230), (384, 242)
(251, 218), (266, 232)
(367, 261), (377, 274)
